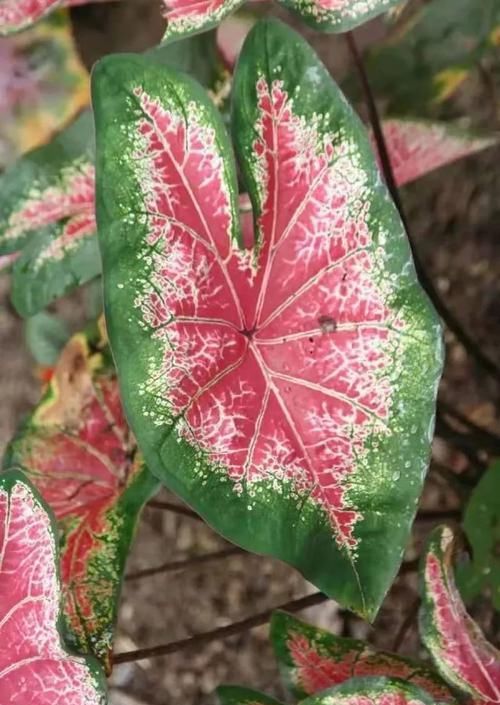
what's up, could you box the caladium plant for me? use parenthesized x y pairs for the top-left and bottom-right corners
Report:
(358, 0), (500, 115)
(217, 524), (500, 705)
(270, 611), (455, 701)
(0, 110), (97, 316)
(4, 325), (159, 667)
(0, 469), (107, 704)
(420, 525), (500, 704)
(161, 0), (401, 43)
(93, 17), (443, 618)
(0, 10), (89, 169)
(0, 0), (110, 35)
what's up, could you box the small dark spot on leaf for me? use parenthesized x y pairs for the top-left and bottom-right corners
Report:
(318, 315), (337, 334)
(308, 337), (314, 343)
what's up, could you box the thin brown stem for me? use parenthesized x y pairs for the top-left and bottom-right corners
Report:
(392, 596), (421, 651)
(345, 31), (500, 383)
(125, 547), (245, 581)
(146, 499), (201, 520)
(112, 592), (328, 664)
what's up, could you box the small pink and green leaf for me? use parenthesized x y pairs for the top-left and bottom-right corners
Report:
(217, 686), (285, 705)
(11, 210), (99, 317)
(271, 611), (456, 701)
(375, 120), (498, 187)
(0, 110), (95, 256)
(93, 18), (442, 618)
(0, 11), (89, 168)
(419, 525), (500, 703)
(0, 0), (110, 35)
(4, 328), (159, 667)
(0, 470), (106, 704)
(162, 0), (402, 43)
(299, 676), (438, 705)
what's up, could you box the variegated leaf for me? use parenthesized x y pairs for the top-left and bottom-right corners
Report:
(0, 0), (110, 35)
(0, 11), (89, 169)
(300, 676), (438, 705)
(162, 0), (401, 43)
(271, 611), (456, 702)
(217, 686), (285, 705)
(11, 212), (99, 317)
(419, 525), (500, 703)
(0, 470), (106, 704)
(0, 110), (94, 256)
(4, 328), (159, 667)
(93, 18), (442, 618)
(357, 0), (500, 115)
(376, 120), (498, 187)
(216, 11), (257, 70)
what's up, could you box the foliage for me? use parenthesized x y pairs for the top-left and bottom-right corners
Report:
(357, 0), (500, 115)
(0, 10), (89, 169)
(0, 0), (499, 700)
(4, 325), (159, 667)
(458, 462), (500, 609)
(0, 470), (107, 704)
(161, 0), (401, 43)
(92, 17), (442, 619)
(218, 525), (500, 705)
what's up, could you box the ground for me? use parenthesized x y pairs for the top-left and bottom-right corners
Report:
(1, 1), (499, 703)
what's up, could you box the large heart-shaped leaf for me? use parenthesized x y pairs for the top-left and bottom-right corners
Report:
(0, 11), (89, 169)
(161, 0), (401, 43)
(458, 462), (500, 609)
(0, 470), (106, 704)
(420, 525), (500, 703)
(357, 0), (500, 116)
(93, 18), (442, 618)
(4, 327), (159, 666)
(299, 677), (437, 705)
(217, 686), (285, 705)
(271, 611), (455, 701)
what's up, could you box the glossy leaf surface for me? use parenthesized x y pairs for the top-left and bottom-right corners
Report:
(360, 0), (500, 115)
(161, 0), (401, 43)
(459, 462), (500, 609)
(0, 11), (89, 169)
(0, 470), (106, 704)
(377, 120), (498, 188)
(93, 19), (442, 618)
(4, 328), (158, 665)
(271, 611), (455, 701)
(217, 686), (284, 705)
(300, 676), (437, 705)
(420, 525), (500, 703)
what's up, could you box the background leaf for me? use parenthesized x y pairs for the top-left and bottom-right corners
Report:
(458, 462), (500, 608)
(0, 11), (89, 170)
(24, 310), (71, 366)
(217, 686), (284, 705)
(4, 327), (159, 666)
(0, 470), (107, 704)
(419, 525), (500, 702)
(271, 611), (456, 701)
(299, 676), (437, 705)
(357, 0), (500, 115)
